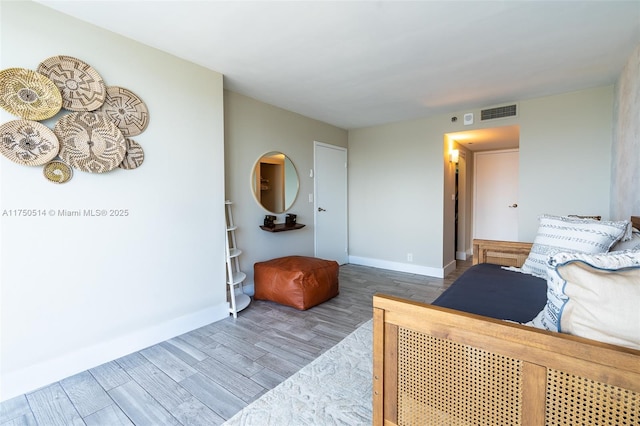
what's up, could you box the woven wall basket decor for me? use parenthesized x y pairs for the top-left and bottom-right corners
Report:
(0, 68), (62, 120)
(119, 138), (144, 170)
(99, 86), (149, 136)
(54, 112), (126, 173)
(43, 159), (73, 184)
(0, 120), (60, 166)
(37, 56), (106, 112)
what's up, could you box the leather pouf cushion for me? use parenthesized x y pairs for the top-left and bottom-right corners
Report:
(254, 256), (339, 310)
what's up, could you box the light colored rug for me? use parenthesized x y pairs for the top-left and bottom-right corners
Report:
(223, 320), (373, 425)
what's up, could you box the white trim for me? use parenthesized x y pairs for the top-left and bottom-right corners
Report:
(348, 256), (445, 278)
(243, 282), (255, 297)
(456, 248), (473, 261)
(0, 303), (229, 402)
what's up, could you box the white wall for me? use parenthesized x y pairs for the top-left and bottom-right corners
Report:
(0, 2), (227, 400)
(349, 118), (448, 276)
(348, 86), (615, 275)
(518, 86), (614, 236)
(612, 43), (640, 219)
(224, 91), (347, 295)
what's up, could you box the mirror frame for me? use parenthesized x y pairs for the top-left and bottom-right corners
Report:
(251, 151), (299, 214)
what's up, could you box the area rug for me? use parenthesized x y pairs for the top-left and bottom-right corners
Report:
(223, 320), (373, 425)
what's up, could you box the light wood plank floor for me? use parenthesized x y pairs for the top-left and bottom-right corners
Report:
(1, 261), (471, 426)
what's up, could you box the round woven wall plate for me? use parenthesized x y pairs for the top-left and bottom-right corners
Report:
(37, 56), (106, 112)
(99, 86), (149, 136)
(54, 112), (126, 173)
(0, 120), (60, 166)
(0, 68), (62, 120)
(119, 138), (144, 170)
(43, 159), (73, 184)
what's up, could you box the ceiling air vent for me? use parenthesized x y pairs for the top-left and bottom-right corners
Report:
(481, 104), (517, 121)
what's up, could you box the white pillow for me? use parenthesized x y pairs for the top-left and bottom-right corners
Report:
(519, 215), (629, 279)
(559, 251), (640, 349)
(611, 227), (640, 251)
(527, 250), (640, 350)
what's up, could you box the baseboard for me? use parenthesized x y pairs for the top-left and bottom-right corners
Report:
(243, 282), (255, 297)
(456, 248), (474, 261)
(442, 258), (457, 277)
(0, 303), (229, 402)
(348, 256), (444, 278)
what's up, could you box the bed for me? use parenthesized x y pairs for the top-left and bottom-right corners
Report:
(372, 217), (640, 425)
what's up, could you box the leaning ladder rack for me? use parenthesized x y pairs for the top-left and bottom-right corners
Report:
(225, 200), (250, 318)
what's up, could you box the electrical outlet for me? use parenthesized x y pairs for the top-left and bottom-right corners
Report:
(407, 253), (413, 262)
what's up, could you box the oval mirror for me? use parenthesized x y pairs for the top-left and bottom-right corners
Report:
(251, 151), (299, 214)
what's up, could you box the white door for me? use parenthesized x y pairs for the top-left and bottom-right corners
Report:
(473, 149), (519, 241)
(314, 142), (348, 264)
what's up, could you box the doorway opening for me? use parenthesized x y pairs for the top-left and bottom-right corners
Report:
(445, 125), (520, 262)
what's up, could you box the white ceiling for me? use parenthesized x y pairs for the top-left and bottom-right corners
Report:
(36, 1), (640, 131)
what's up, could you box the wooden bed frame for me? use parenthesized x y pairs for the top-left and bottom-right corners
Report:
(373, 216), (640, 425)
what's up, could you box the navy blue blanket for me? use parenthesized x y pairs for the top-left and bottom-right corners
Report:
(432, 263), (547, 323)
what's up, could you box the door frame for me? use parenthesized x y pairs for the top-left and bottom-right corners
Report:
(313, 141), (348, 264)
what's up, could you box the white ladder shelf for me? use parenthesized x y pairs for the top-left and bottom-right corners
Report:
(225, 200), (250, 318)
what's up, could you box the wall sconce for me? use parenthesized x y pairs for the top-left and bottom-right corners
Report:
(449, 149), (459, 164)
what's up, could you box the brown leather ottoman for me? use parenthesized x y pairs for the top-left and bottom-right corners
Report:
(254, 256), (339, 310)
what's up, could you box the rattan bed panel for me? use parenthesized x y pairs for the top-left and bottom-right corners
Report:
(373, 270), (640, 426)
(545, 369), (639, 425)
(397, 327), (522, 425)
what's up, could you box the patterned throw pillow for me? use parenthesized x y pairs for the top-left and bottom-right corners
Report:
(528, 250), (640, 350)
(519, 215), (629, 279)
(527, 253), (571, 332)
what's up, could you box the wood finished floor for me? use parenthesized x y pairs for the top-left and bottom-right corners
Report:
(1, 261), (471, 426)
